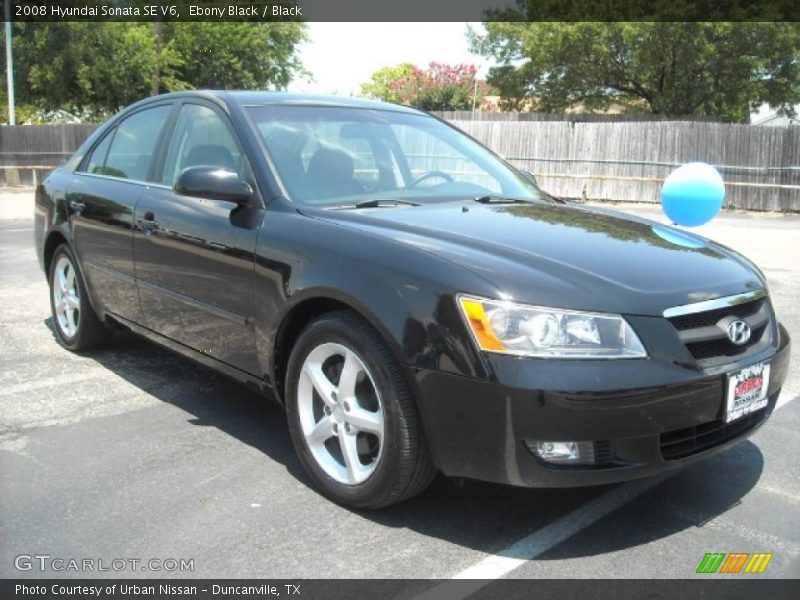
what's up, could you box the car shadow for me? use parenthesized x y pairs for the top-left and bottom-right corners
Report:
(48, 320), (765, 560)
(362, 441), (764, 560)
(43, 318), (304, 479)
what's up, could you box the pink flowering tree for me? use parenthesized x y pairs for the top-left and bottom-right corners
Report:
(362, 62), (490, 111)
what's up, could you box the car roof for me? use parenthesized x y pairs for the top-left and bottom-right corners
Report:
(136, 90), (426, 116)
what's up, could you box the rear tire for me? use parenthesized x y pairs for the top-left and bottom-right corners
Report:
(286, 310), (436, 509)
(48, 244), (111, 351)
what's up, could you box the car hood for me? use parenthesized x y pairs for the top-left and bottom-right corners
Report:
(306, 201), (766, 316)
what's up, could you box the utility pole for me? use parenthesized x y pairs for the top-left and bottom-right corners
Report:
(151, 19), (162, 96)
(4, 0), (15, 125)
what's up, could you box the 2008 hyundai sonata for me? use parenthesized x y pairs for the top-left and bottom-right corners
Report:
(35, 91), (791, 508)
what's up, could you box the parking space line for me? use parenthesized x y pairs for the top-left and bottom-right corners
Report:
(414, 475), (670, 600)
(416, 393), (799, 598)
(1, 228), (34, 233)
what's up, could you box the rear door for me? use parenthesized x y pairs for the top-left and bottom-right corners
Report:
(66, 103), (174, 321)
(132, 101), (263, 375)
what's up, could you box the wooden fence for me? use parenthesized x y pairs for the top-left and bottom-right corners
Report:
(0, 123), (99, 185)
(1, 119), (798, 211)
(434, 111), (722, 123)
(451, 120), (800, 211)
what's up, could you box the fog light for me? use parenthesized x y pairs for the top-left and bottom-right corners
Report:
(527, 440), (596, 465)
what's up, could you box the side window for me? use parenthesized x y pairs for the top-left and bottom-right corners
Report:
(101, 105), (172, 181)
(161, 104), (244, 186)
(85, 130), (114, 175)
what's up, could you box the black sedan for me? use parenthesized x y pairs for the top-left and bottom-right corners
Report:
(34, 92), (791, 508)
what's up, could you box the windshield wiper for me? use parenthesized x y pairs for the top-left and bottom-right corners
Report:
(347, 199), (422, 209)
(474, 195), (535, 205)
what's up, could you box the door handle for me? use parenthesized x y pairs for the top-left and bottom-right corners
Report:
(137, 211), (159, 233)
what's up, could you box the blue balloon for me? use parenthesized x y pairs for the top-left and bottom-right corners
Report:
(660, 162), (725, 227)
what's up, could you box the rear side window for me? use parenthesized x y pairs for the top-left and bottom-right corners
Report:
(85, 130), (114, 175)
(97, 105), (172, 181)
(161, 104), (244, 186)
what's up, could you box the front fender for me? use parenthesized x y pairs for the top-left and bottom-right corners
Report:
(252, 205), (495, 391)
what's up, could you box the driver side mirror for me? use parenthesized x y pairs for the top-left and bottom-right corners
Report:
(521, 170), (538, 187)
(175, 166), (254, 204)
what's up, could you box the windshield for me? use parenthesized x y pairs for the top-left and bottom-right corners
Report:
(246, 105), (546, 207)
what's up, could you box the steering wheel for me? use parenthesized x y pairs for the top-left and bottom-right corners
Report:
(408, 170), (454, 188)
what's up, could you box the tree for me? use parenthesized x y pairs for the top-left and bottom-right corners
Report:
(167, 22), (306, 91)
(11, 23), (180, 118)
(361, 63), (416, 104)
(470, 22), (800, 122)
(482, 0), (796, 22)
(361, 62), (490, 111)
(6, 21), (307, 121)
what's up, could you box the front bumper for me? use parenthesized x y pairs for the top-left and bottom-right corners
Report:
(414, 323), (791, 488)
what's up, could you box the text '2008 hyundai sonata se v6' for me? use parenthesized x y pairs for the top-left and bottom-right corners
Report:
(35, 92), (791, 508)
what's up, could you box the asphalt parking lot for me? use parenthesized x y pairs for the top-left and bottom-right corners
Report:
(1, 191), (798, 585)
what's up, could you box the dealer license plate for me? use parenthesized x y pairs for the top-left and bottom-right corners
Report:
(725, 361), (770, 423)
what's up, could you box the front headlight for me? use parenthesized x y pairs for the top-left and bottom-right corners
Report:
(458, 295), (647, 359)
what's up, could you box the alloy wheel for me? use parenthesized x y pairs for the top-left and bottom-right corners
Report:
(52, 255), (81, 338)
(297, 342), (384, 485)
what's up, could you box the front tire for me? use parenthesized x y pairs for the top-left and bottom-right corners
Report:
(286, 311), (435, 509)
(48, 244), (111, 351)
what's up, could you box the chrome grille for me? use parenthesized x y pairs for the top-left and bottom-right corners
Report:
(684, 323), (768, 361)
(669, 298), (765, 331)
(664, 291), (773, 367)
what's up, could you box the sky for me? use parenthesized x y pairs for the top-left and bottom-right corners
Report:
(287, 22), (489, 96)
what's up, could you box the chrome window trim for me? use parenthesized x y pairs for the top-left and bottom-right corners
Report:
(75, 172), (171, 190)
(663, 289), (767, 318)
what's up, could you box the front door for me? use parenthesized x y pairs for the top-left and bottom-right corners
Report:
(132, 102), (263, 375)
